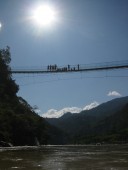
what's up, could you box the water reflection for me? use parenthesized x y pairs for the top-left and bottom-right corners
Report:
(0, 145), (128, 170)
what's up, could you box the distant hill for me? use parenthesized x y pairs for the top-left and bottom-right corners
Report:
(46, 96), (128, 144)
(81, 96), (128, 118)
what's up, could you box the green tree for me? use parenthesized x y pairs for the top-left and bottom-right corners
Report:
(0, 47), (49, 146)
(0, 47), (19, 102)
(0, 47), (64, 146)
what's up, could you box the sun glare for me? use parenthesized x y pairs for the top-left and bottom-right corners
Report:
(32, 4), (56, 27)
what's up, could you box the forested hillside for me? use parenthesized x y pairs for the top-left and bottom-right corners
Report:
(0, 47), (65, 146)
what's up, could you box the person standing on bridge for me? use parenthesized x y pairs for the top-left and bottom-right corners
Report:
(47, 65), (49, 71)
(54, 64), (57, 71)
(49, 65), (52, 71)
(68, 65), (70, 71)
(78, 64), (79, 70)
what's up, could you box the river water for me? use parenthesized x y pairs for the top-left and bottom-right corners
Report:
(0, 145), (128, 170)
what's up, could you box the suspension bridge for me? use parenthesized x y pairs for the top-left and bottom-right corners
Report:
(11, 60), (128, 74)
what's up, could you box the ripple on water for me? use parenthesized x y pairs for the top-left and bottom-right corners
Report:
(11, 167), (25, 169)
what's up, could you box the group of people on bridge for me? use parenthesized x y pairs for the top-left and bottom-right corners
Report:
(47, 64), (80, 72)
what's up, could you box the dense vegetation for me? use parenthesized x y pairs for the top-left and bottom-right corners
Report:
(47, 97), (128, 144)
(0, 47), (66, 146)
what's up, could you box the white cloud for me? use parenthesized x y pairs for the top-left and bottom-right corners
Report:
(42, 101), (99, 118)
(83, 101), (99, 110)
(35, 109), (42, 114)
(42, 109), (59, 118)
(107, 91), (122, 97)
(42, 107), (82, 118)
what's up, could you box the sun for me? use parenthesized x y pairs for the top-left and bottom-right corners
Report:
(32, 4), (56, 27)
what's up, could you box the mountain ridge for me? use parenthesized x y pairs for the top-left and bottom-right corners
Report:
(46, 96), (128, 144)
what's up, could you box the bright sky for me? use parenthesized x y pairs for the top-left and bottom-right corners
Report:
(0, 0), (128, 118)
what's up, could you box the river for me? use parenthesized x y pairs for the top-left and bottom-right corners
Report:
(0, 145), (128, 170)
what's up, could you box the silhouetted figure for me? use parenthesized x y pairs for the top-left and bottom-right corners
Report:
(68, 65), (70, 71)
(78, 64), (79, 70)
(54, 64), (57, 71)
(47, 65), (49, 70)
(49, 65), (52, 71)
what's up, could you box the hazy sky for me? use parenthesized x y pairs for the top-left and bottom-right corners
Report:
(0, 0), (128, 117)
